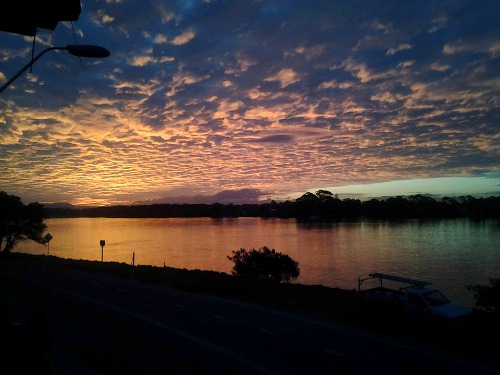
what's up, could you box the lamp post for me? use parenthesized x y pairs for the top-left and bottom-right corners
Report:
(0, 44), (110, 94)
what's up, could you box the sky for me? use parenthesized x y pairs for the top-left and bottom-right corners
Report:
(0, 0), (499, 206)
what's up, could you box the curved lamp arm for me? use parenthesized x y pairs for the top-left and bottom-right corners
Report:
(0, 44), (110, 94)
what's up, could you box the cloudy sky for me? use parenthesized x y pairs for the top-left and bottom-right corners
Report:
(1, 0), (499, 206)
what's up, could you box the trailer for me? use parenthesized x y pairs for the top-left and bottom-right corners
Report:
(357, 273), (474, 323)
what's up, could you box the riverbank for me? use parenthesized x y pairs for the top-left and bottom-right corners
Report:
(1, 252), (499, 368)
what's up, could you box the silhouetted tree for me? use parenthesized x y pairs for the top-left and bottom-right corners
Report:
(295, 192), (320, 217)
(314, 190), (343, 218)
(227, 246), (300, 284)
(315, 190), (336, 202)
(0, 191), (47, 253)
(341, 198), (362, 218)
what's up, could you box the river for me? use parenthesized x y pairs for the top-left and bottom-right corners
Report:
(16, 217), (499, 308)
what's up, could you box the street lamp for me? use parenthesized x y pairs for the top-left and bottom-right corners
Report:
(0, 44), (110, 94)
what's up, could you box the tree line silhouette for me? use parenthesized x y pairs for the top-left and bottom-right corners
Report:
(45, 190), (500, 220)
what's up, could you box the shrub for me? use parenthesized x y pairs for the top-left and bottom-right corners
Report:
(227, 246), (300, 284)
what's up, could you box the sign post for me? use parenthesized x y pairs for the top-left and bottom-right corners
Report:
(43, 233), (53, 255)
(100, 240), (105, 262)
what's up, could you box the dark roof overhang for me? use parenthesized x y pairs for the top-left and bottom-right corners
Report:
(0, 1), (82, 36)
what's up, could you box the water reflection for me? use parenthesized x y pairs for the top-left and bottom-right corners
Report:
(17, 217), (499, 307)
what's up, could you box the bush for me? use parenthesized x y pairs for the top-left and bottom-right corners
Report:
(227, 246), (300, 284)
(467, 278), (500, 314)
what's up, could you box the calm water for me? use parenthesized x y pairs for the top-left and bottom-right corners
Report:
(17, 217), (499, 307)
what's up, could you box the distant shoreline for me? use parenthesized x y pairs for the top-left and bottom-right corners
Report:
(44, 194), (500, 220)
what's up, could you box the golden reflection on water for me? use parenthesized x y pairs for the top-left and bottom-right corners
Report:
(17, 217), (500, 307)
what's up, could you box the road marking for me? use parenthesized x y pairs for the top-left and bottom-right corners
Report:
(62, 318), (161, 374)
(11, 274), (278, 375)
(323, 348), (344, 357)
(260, 329), (276, 336)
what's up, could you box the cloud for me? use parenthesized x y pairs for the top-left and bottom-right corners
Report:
(96, 9), (114, 24)
(443, 40), (500, 57)
(0, 0), (498, 206)
(371, 19), (393, 35)
(386, 43), (412, 56)
(171, 29), (195, 45)
(136, 188), (268, 205)
(294, 44), (327, 60)
(154, 34), (168, 44)
(342, 58), (387, 83)
(428, 16), (447, 33)
(264, 68), (300, 88)
(429, 62), (450, 72)
(249, 134), (294, 143)
(370, 92), (403, 104)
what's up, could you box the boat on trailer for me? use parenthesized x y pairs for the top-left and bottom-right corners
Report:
(357, 272), (474, 323)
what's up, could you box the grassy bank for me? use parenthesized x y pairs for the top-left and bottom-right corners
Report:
(3, 252), (359, 322)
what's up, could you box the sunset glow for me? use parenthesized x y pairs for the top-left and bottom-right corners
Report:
(1, 1), (498, 206)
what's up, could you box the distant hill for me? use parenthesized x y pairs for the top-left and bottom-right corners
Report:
(44, 202), (86, 209)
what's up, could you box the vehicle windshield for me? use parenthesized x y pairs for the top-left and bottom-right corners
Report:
(422, 290), (450, 307)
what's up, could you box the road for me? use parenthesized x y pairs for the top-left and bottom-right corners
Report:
(1, 259), (499, 374)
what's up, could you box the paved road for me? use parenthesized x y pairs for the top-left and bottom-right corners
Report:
(1, 260), (499, 374)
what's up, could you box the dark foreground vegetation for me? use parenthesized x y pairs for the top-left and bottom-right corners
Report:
(2, 252), (499, 367)
(45, 191), (500, 220)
